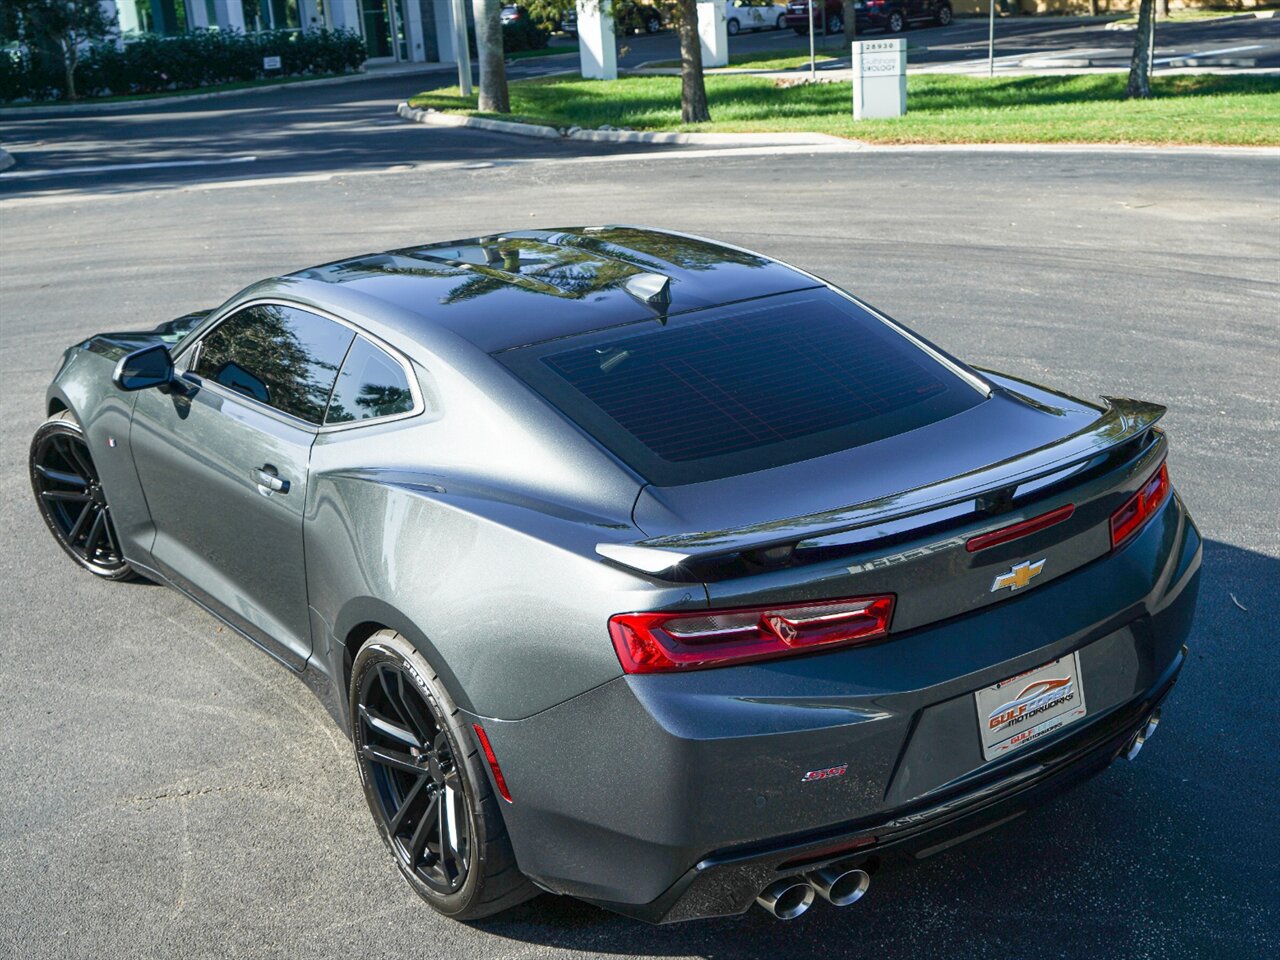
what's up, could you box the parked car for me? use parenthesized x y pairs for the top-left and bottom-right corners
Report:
(33, 227), (1199, 923)
(561, 1), (666, 36)
(724, 0), (789, 35)
(786, 0), (952, 35)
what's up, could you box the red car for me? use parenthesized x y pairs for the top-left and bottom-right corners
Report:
(785, 0), (953, 35)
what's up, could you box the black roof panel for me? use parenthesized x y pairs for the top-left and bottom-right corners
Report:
(288, 227), (820, 352)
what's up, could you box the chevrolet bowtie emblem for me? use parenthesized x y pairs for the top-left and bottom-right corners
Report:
(991, 559), (1046, 592)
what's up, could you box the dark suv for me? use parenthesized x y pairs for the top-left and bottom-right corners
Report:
(786, 0), (952, 35)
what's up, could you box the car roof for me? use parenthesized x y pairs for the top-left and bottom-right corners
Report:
(283, 226), (821, 353)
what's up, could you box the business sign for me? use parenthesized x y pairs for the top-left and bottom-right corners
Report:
(852, 38), (907, 121)
(263, 55), (283, 71)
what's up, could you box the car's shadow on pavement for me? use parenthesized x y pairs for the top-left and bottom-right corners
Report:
(459, 538), (1278, 960)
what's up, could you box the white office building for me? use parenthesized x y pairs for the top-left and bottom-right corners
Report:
(101, 0), (465, 65)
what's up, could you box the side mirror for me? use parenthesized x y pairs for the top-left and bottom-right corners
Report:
(112, 343), (175, 392)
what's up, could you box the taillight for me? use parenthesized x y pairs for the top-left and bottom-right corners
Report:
(966, 503), (1075, 553)
(1110, 460), (1170, 548)
(609, 595), (894, 674)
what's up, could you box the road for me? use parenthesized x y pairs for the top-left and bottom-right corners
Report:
(1, 75), (1279, 960)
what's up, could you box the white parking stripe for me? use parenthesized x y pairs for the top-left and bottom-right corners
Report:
(1153, 44), (1265, 65)
(1, 155), (257, 180)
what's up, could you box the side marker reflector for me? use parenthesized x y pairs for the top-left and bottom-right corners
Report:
(472, 723), (513, 803)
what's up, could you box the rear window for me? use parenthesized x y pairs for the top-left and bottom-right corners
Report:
(498, 289), (985, 486)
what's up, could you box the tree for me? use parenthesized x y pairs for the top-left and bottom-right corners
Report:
(472, 0), (511, 112)
(672, 0), (709, 122)
(1125, 0), (1155, 100)
(6, 0), (116, 102)
(842, 0), (858, 46)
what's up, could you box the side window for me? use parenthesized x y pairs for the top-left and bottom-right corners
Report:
(192, 304), (354, 424)
(325, 336), (417, 425)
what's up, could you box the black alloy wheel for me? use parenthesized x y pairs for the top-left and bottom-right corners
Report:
(357, 660), (472, 895)
(827, 13), (843, 34)
(30, 412), (136, 580)
(351, 631), (537, 918)
(937, 4), (952, 25)
(887, 10), (905, 32)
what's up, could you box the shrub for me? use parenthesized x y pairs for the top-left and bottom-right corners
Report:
(0, 28), (367, 103)
(502, 19), (550, 54)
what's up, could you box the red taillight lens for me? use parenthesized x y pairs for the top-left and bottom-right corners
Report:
(1110, 460), (1170, 548)
(609, 595), (895, 674)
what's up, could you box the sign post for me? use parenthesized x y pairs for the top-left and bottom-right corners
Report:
(852, 38), (906, 121)
(988, 0), (995, 78)
(451, 0), (473, 97)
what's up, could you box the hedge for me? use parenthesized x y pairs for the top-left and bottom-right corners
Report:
(502, 19), (550, 54)
(0, 29), (366, 104)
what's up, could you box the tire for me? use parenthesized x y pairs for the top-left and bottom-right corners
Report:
(886, 10), (905, 32)
(776, 13), (787, 29)
(827, 13), (843, 34)
(351, 631), (538, 920)
(936, 3), (952, 25)
(727, 17), (740, 36)
(645, 15), (661, 33)
(30, 411), (139, 581)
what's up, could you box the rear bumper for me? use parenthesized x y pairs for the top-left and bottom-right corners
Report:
(469, 493), (1201, 922)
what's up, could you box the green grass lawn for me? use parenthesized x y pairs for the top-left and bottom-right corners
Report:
(505, 43), (579, 61)
(409, 73), (1280, 145)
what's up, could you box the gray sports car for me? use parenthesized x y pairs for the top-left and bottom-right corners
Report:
(31, 227), (1201, 923)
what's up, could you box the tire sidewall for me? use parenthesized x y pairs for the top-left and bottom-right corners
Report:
(350, 634), (488, 917)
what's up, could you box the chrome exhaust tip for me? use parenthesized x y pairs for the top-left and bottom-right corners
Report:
(1126, 708), (1161, 761)
(806, 866), (871, 907)
(756, 878), (816, 920)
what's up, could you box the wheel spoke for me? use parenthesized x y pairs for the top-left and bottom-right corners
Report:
(67, 502), (93, 544)
(409, 793), (440, 863)
(387, 774), (430, 834)
(377, 666), (408, 724)
(359, 703), (421, 749)
(398, 690), (436, 748)
(84, 508), (107, 558)
(101, 511), (120, 559)
(361, 744), (422, 777)
(34, 463), (87, 489)
(60, 437), (97, 484)
(40, 489), (92, 503)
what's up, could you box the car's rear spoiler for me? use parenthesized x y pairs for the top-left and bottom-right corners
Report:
(596, 397), (1166, 576)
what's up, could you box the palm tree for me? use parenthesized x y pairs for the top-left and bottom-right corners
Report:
(1126, 0), (1155, 99)
(472, 0), (511, 112)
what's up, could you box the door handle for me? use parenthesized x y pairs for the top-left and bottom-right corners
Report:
(253, 464), (290, 495)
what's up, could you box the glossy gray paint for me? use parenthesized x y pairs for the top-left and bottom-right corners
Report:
(41, 227), (1200, 921)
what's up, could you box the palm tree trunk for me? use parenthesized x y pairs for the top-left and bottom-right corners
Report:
(676, 0), (710, 123)
(1125, 0), (1154, 100)
(471, 0), (510, 113)
(842, 0), (858, 44)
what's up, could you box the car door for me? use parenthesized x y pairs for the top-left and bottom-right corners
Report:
(129, 301), (355, 669)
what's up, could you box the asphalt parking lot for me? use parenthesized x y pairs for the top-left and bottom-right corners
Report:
(1, 127), (1278, 959)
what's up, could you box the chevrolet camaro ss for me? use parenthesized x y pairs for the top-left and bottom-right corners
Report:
(30, 227), (1201, 923)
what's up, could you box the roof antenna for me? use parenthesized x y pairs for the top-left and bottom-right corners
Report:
(624, 272), (672, 323)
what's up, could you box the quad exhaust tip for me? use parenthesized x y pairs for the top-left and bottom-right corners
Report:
(806, 866), (871, 907)
(1126, 709), (1161, 761)
(755, 878), (816, 920)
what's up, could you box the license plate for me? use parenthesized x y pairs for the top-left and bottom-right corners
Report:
(975, 653), (1087, 761)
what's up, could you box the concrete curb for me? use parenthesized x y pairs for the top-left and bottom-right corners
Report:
(1021, 55), (1258, 67)
(396, 102), (852, 146)
(0, 65), (454, 118)
(0, 147), (14, 172)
